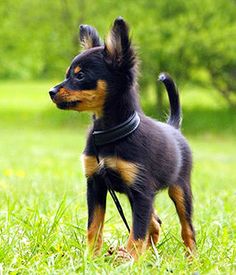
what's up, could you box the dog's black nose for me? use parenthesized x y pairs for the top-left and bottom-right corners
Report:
(49, 87), (57, 99)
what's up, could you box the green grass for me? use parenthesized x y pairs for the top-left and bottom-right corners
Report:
(0, 81), (236, 274)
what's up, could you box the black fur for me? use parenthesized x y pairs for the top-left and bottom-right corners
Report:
(159, 72), (182, 129)
(49, 17), (196, 257)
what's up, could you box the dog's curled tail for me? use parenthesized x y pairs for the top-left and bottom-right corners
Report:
(158, 73), (182, 129)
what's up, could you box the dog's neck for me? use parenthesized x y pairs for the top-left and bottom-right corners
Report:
(93, 86), (141, 131)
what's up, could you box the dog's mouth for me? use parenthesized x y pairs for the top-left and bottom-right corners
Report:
(56, 100), (81, 109)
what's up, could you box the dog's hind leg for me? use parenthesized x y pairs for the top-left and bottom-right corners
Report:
(87, 175), (107, 255)
(168, 182), (196, 253)
(147, 210), (161, 248)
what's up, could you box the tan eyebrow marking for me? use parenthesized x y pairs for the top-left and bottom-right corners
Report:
(74, 66), (81, 74)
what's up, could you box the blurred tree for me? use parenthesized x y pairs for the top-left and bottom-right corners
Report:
(0, 0), (235, 107)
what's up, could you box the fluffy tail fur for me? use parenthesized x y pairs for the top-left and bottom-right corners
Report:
(158, 73), (182, 129)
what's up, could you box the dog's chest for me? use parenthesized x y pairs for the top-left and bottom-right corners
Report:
(82, 155), (139, 185)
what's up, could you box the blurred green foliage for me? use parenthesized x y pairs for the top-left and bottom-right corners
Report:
(0, 0), (236, 106)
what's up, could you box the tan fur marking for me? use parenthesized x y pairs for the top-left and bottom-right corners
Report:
(126, 212), (160, 259)
(169, 185), (185, 215)
(54, 80), (107, 117)
(126, 228), (148, 260)
(168, 185), (195, 252)
(82, 155), (98, 178)
(147, 212), (161, 247)
(74, 66), (81, 74)
(87, 206), (105, 255)
(104, 157), (139, 185)
(82, 155), (139, 184)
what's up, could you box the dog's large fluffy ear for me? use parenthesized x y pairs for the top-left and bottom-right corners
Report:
(79, 25), (102, 50)
(104, 17), (136, 69)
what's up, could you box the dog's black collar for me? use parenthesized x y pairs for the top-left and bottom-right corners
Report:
(93, 112), (140, 146)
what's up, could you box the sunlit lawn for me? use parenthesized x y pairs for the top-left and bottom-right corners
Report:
(0, 81), (235, 274)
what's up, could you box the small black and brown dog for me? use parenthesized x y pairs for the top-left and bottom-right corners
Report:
(49, 17), (195, 260)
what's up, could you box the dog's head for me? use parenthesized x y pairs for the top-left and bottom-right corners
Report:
(49, 17), (137, 117)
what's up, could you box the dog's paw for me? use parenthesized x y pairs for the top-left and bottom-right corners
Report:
(104, 246), (134, 264)
(114, 247), (133, 263)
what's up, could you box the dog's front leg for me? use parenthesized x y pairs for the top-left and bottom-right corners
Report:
(126, 189), (153, 260)
(87, 175), (107, 255)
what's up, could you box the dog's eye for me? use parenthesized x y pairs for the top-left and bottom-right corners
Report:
(76, 71), (85, 81)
